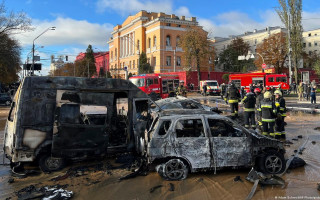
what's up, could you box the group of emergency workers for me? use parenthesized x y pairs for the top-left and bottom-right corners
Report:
(224, 82), (287, 139)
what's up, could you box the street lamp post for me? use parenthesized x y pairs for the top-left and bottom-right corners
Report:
(32, 27), (56, 75)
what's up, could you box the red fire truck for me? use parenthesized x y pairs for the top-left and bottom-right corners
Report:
(129, 74), (180, 99)
(229, 73), (290, 91)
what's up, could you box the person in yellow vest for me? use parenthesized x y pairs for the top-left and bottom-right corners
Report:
(241, 89), (256, 129)
(260, 91), (277, 137)
(274, 90), (286, 139)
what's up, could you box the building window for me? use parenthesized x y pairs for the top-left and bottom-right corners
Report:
(177, 24), (181, 27)
(309, 42), (312, 47)
(167, 23), (171, 26)
(120, 63), (122, 69)
(129, 61), (131, 69)
(137, 40), (140, 51)
(166, 35), (171, 46)
(255, 39), (257, 45)
(111, 65), (113, 69)
(115, 48), (117, 60)
(309, 33), (311, 37)
(115, 64), (117, 69)
(176, 56), (181, 66)
(147, 58), (150, 64)
(153, 36), (157, 47)
(309, 51), (312, 56)
(153, 56), (156, 66)
(148, 38), (151, 48)
(315, 33), (318, 36)
(166, 56), (171, 66)
(133, 60), (135, 69)
(111, 51), (113, 60)
(176, 36), (180, 47)
(123, 62), (125, 69)
(303, 43), (306, 48)
(315, 42), (318, 46)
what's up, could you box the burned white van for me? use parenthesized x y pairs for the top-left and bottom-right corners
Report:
(4, 76), (150, 172)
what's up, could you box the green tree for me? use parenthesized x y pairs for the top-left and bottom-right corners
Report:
(222, 74), (229, 82)
(106, 71), (112, 78)
(180, 26), (215, 87)
(276, 0), (303, 83)
(138, 51), (153, 74)
(0, 33), (21, 83)
(218, 38), (253, 72)
(85, 44), (96, 77)
(313, 59), (320, 77)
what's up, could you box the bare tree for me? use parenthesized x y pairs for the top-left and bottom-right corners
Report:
(180, 26), (215, 88)
(0, 1), (33, 35)
(255, 32), (287, 73)
(276, 0), (303, 83)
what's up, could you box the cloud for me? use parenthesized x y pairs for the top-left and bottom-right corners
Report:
(198, 10), (284, 38)
(14, 17), (114, 47)
(302, 11), (320, 31)
(96, 0), (173, 15)
(173, 6), (191, 17)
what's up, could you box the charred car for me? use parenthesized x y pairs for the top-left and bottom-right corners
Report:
(145, 110), (286, 180)
(4, 77), (150, 172)
(152, 97), (221, 114)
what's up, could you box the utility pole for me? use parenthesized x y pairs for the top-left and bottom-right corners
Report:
(287, 13), (293, 84)
(87, 61), (89, 78)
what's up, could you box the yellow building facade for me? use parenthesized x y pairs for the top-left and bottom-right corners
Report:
(108, 10), (209, 78)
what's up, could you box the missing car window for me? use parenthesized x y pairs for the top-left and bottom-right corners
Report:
(176, 119), (205, 137)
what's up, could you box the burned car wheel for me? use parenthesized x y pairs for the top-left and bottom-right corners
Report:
(159, 159), (188, 181)
(39, 154), (65, 172)
(259, 151), (285, 174)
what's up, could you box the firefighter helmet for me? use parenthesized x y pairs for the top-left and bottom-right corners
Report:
(245, 89), (251, 94)
(266, 87), (271, 91)
(274, 89), (282, 96)
(254, 88), (261, 93)
(264, 91), (272, 99)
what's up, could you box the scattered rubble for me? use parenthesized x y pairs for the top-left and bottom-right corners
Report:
(168, 183), (175, 191)
(233, 176), (243, 182)
(16, 184), (72, 200)
(8, 178), (14, 184)
(297, 135), (303, 139)
(149, 185), (163, 193)
(288, 157), (306, 169)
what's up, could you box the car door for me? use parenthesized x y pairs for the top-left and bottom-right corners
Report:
(173, 116), (212, 170)
(207, 117), (252, 167)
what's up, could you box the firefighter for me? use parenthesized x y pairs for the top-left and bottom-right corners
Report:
(255, 87), (263, 129)
(274, 90), (286, 139)
(260, 91), (277, 137)
(225, 82), (241, 118)
(176, 81), (187, 97)
(242, 88), (256, 129)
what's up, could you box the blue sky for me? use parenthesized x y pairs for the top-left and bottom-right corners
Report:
(4, 0), (320, 75)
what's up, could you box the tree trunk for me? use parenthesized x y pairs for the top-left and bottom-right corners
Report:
(197, 54), (201, 90)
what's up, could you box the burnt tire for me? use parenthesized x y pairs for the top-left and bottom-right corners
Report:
(258, 151), (285, 174)
(39, 154), (65, 172)
(161, 159), (188, 181)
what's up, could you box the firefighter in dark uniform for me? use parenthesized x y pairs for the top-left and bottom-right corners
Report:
(241, 89), (256, 129)
(176, 81), (187, 97)
(260, 91), (277, 137)
(221, 83), (226, 99)
(274, 89), (286, 139)
(254, 87), (263, 129)
(225, 83), (241, 118)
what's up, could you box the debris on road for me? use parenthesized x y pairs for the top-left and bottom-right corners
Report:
(233, 176), (243, 182)
(297, 135), (303, 139)
(288, 157), (306, 169)
(168, 183), (175, 191)
(16, 184), (73, 200)
(149, 185), (163, 193)
(8, 178), (14, 183)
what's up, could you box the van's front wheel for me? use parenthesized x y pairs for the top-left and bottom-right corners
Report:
(39, 154), (65, 172)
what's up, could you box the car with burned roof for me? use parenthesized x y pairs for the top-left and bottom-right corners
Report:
(4, 76), (150, 172)
(152, 97), (221, 114)
(145, 110), (286, 180)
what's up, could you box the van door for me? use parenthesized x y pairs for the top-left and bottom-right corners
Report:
(52, 91), (114, 158)
(52, 103), (110, 158)
(132, 98), (150, 154)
